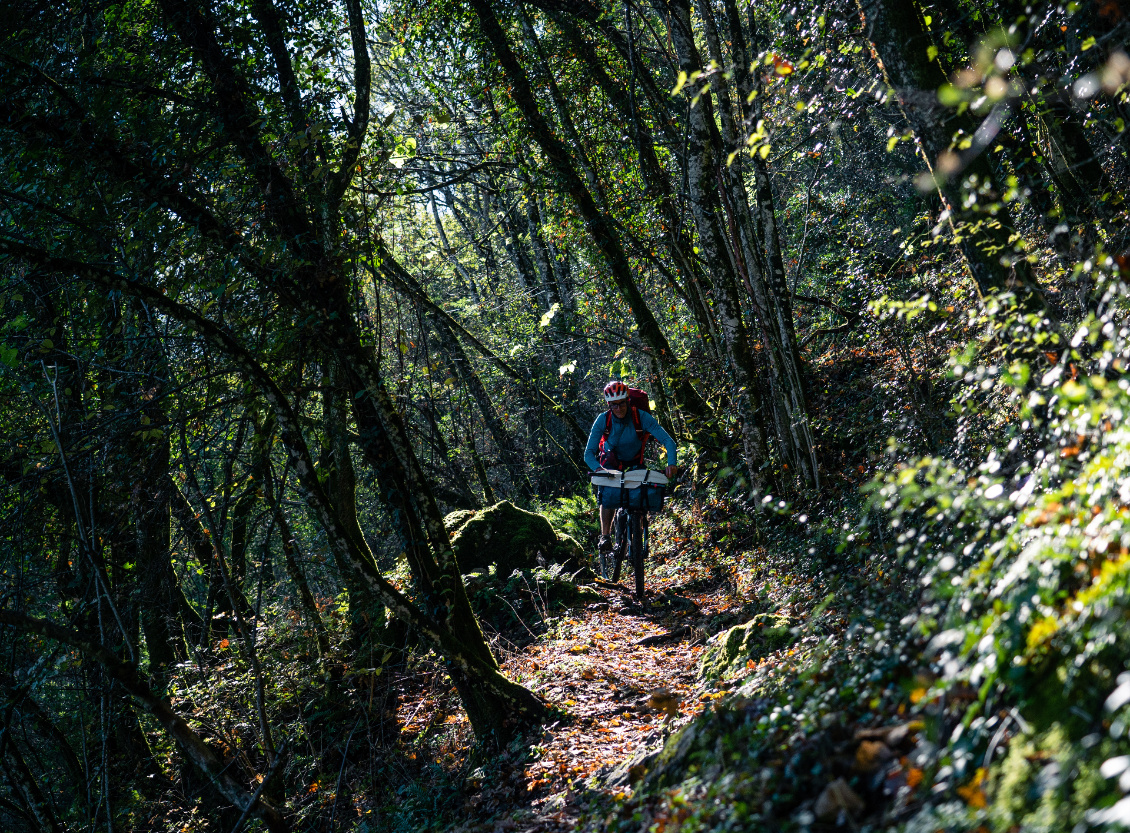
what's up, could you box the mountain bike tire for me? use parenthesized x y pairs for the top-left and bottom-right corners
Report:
(630, 513), (645, 598)
(611, 510), (628, 584)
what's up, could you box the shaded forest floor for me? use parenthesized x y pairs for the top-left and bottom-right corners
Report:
(443, 568), (737, 831)
(366, 497), (858, 833)
(157, 331), (1130, 833)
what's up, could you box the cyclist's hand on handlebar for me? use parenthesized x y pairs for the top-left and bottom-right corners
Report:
(665, 464), (678, 480)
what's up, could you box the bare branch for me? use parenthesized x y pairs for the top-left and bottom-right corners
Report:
(0, 610), (290, 833)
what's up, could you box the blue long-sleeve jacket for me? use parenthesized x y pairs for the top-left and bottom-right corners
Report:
(584, 408), (677, 472)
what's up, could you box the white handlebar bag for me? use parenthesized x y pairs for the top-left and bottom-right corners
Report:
(590, 469), (668, 510)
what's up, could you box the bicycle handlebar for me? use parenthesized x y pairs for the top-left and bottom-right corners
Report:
(589, 468), (669, 488)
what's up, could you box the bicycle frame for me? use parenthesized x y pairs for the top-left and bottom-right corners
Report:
(591, 468), (666, 598)
(618, 507), (649, 598)
(599, 504), (651, 598)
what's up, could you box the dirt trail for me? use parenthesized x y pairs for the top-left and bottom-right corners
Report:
(444, 569), (745, 832)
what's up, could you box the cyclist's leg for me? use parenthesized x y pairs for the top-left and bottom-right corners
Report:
(598, 502), (615, 538)
(596, 490), (615, 579)
(598, 527), (613, 581)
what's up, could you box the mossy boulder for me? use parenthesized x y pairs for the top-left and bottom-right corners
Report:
(462, 565), (603, 636)
(443, 509), (478, 538)
(698, 612), (796, 680)
(445, 501), (585, 575)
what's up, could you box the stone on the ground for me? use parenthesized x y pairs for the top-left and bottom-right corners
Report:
(698, 612), (796, 679)
(445, 500), (586, 575)
(814, 777), (865, 821)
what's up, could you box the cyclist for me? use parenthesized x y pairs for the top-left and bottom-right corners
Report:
(584, 380), (678, 556)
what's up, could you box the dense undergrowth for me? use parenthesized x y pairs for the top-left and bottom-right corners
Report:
(144, 263), (1130, 833)
(588, 273), (1130, 832)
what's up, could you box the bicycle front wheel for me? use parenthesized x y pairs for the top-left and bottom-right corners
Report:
(611, 509), (628, 583)
(630, 512), (646, 598)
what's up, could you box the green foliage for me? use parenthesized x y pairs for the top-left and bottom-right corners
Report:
(859, 265), (1130, 827)
(536, 490), (600, 545)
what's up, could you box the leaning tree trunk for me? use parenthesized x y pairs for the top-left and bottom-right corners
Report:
(311, 282), (548, 738)
(558, 17), (724, 364)
(467, 0), (715, 441)
(1032, 92), (1113, 232)
(725, 0), (820, 490)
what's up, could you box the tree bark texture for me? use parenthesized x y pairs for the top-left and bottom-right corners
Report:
(467, 0), (714, 440)
(664, 0), (772, 488)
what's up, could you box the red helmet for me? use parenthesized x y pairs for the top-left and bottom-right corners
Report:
(603, 380), (629, 403)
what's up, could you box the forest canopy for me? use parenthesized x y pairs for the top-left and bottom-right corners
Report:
(0, 0), (1128, 830)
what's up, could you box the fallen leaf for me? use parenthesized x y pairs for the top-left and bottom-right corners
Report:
(957, 767), (987, 808)
(854, 740), (894, 772)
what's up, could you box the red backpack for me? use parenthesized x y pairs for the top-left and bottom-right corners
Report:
(597, 388), (652, 470)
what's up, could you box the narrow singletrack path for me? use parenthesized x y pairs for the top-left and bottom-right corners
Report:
(427, 561), (756, 832)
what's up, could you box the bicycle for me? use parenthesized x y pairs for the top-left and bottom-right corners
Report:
(590, 468), (668, 599)
(605, 505), (649, 597)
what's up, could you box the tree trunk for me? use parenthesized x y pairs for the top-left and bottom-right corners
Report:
(726, 0), (821, 490)
(130, 305), (189, 676)
(468, 0), (714, 445)
(518, 6), (609, 210)
(1, 740), (64, 833)
(321, 361), (388, 647)
(1033, 92), (1113, 231)
(664, 0), (772, 489)
(558, 17), (724, 363)
(312, 284), (548, 739)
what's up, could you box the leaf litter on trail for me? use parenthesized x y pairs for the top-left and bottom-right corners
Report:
(390, 506), (842, 831)
(504, 599), (707, 802)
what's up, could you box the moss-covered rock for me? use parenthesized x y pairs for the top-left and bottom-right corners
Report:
(446, 500), (585, 574)
(698, 612), (796, 680)
(443, 509), (478, 538)
(463, 564), (603, 636)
